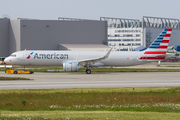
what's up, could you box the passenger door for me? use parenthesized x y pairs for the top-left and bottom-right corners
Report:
(21, 52), (27, 61)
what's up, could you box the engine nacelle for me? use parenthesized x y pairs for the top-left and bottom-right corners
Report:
(63, 62), (83, 72)
(175, 45), (180, 52)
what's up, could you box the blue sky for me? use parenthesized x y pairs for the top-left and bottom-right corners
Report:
(1, 0), (179, 20)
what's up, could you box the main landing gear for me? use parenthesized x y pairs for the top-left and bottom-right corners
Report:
(85, 64), (91, 74)
(86, 69), (91, 74)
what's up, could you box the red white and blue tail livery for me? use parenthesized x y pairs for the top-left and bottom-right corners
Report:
(140, 28), (172, 61)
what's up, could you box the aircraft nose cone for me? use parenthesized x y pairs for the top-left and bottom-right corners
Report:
(4, 58), (9, 64)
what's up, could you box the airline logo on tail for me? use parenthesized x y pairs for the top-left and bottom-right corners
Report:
(27, 52), (34, 59)
(140, 28), (172, 61)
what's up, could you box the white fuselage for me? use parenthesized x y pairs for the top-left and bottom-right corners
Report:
(5, 50), (150, 67)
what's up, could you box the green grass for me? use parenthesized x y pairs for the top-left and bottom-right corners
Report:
(1, 111), (180, 120)
(1, 87), (180, 112)
(1, 66), (180, 72)
(1, 87), (180, 119)
(0, 77), (31, 80)
(87, 67), (180, 72)
(0, 87), (170, 93)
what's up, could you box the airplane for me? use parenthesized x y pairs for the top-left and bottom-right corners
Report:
(4, 28), (172, 74)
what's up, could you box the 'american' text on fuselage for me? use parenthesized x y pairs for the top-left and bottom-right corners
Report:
(34, 53), (68, 59)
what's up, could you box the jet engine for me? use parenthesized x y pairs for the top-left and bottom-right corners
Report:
(63, 62), (83, 72)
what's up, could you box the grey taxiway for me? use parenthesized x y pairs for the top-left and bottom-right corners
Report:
(0, 72), (180, 90)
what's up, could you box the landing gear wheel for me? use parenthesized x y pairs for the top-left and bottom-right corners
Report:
(14, 71), (18, 74)
(86, 69), (91, 74)
(29, 71), (34, 74)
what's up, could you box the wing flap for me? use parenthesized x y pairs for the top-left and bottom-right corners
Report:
(69, 48), (112, 65)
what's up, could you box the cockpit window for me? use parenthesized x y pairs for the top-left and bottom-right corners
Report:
(11, 54), (16, 57)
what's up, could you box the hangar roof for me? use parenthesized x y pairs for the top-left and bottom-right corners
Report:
(59, 44), (110, 51)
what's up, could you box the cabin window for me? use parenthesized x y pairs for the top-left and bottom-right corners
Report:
(11, 54), (16, 57)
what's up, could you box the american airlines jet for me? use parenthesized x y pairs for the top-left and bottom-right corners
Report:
(4, 28), (172, 74)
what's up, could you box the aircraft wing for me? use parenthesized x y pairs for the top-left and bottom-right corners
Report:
(69, 48), (112, 66)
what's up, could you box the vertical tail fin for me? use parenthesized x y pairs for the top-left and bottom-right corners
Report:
(140, 28), (172, 61)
